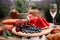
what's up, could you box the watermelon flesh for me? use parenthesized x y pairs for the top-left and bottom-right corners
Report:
(27, 14), (37, 25)
(42, 18), (50, 26)
(35, 16), (47, 28)
(27, 15), (50, 28)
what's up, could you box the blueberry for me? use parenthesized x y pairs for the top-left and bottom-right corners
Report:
(30, 31), (35, 34)
(36, 28), (42, 32)
(31, 27), (34, 30)
(26, 28), (30, 30)
(35, 31), (39, 33)
(25, 30), (30, 33)
(16, 23), (42, 33)
(30, 31), (33, 34)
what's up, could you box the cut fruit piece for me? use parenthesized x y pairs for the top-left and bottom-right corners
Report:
(27, 14), (37, 25)
(2, 19), (20, 25)
(4, 25), (14, 32)
(42, 18), (50, 26)
(35, 16), (47, 28)
(51, 28), (60, 34)
(27, 15), (49, 28)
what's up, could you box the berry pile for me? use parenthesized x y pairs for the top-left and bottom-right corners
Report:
(15, 22), (42, 34)
(21, 25), (42, 33)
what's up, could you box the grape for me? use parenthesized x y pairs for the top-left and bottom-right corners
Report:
(15, 22), (42, 33)
(22, 29), (26, 33)
(16, 27), (20, 32)
(20, 24), (23, 27)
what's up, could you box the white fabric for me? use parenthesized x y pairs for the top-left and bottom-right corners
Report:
(22, 35), (47, 40)
(50, 11), (57, 19)
(22, 37), (28, 40)
(40, 35), (47, 40)
(30, 37), (40, 40)
(49, 23), (55, 28)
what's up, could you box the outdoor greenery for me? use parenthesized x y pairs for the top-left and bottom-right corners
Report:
(15, 0), (29, 13)
(31, 2), (37, 9)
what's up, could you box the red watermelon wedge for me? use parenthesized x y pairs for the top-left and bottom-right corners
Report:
(35, 16), (47, 28)
(42, 18), (50, 26)
(27, 14), (37, 25)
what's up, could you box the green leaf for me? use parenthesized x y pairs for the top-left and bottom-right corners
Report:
(6, 29), (12, 37)
(15, 0), (28, 13)
(3, 29), (12, 38)
(3, 30), (8, 38)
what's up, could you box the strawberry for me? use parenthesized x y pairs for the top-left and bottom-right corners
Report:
(42, 18), (50, 26)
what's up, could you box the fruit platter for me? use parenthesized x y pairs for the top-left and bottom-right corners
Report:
(11, 19), (52, 37)
(2, 9), (52, 37)
(2, 17), (52, 37)
(12, 27), (52, 37)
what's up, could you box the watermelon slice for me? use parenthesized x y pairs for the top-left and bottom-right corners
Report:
(27, 15), (49, 28)
(27, 14), (37, 25)
(35, 16), (47, 28)
(42, 18), (50, 26)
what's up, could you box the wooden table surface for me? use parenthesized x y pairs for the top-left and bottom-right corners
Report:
(0, 36), (22, 40)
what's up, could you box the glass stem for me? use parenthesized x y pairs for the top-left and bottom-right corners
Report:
(53, 18), (56, 25)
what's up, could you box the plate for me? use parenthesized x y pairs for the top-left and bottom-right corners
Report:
(12, 27), (52, 37)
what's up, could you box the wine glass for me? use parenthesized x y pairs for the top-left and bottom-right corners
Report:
(50, 4), (57, 28)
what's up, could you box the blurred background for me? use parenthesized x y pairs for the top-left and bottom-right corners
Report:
(0, 0), (60, 18)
